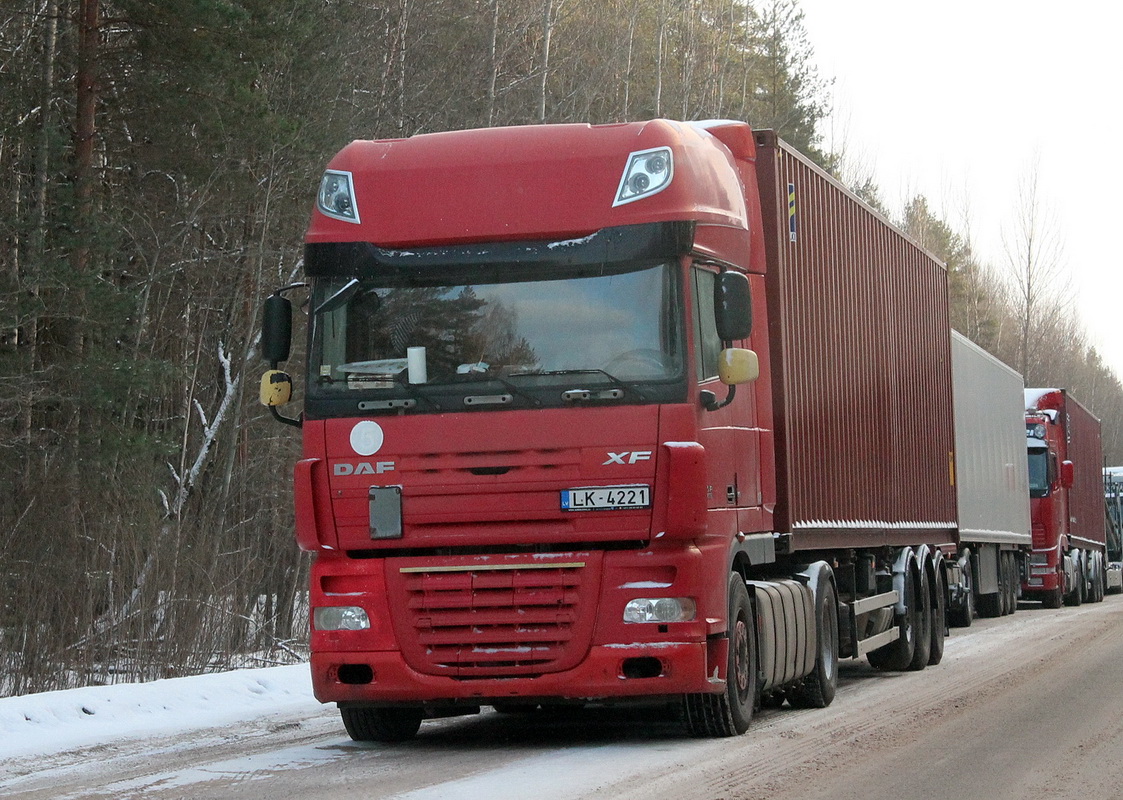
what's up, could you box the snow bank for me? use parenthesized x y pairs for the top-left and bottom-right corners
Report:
(0, 663), (319, 760)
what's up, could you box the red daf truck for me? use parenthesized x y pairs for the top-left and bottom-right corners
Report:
(260, 120), (958, 742)
(1023, 389), (1107, 606)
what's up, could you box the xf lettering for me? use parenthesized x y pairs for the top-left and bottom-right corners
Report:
(603, 451), (652, 465)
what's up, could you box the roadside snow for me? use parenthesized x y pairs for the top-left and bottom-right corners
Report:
(0, 664), (319, 761)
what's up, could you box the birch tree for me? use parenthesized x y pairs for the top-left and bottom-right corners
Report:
(1004, 163), (1067, 384)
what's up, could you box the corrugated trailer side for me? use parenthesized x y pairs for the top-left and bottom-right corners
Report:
(753, 130), (956, 551)
(1065, 394), (1106, 547)
(951, 331), (1031, 545)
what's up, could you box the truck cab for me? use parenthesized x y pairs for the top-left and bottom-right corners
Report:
(1024, 388), (1107, 607)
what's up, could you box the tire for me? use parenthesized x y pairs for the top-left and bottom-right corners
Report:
(789, 567), (839, 709)
(340, 706), (424, 742)
(1042, 586), (1063, 608)
(1007, 553), (1019, 614)
(1065, 557), (1084, 607)
(684, 573), (757, 737)
(908, 565), (932, 671)
(1090, 554), (1105, 603)
(867, 564), (917, 671)
(929, 562), (947, 666)
(998, 555), (1010, 617)
(1011, 553), (1019, 611)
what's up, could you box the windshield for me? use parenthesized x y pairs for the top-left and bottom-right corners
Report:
(307, 262), (684, 411)
(1027, 448), (1050, 498)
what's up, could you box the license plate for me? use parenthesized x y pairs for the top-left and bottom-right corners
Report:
(561, 485), (651, 511)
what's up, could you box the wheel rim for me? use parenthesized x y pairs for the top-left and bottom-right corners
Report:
(733, 615), (751, 701)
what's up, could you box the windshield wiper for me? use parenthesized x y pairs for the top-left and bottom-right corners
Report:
(312, 278), (361, 315)
(515, 369), (647, 402)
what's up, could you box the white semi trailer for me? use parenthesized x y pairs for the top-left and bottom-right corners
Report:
(946, 331), (1033, 624)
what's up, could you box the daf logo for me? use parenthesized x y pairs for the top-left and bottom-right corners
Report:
(334, 461), (396, 476)
(603, 451), (652, 465)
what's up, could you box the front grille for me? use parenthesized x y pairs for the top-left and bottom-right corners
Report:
(386, 557), (600, 678)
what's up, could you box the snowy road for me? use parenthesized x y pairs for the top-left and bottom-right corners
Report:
(4, 597), (1123, 800)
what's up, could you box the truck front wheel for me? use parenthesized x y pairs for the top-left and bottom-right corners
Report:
(683, 573), (757, 737)
(1042, 584), (1063, 608)
(341, 706), (424, 742)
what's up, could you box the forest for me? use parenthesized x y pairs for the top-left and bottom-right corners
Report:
(2, 0), (1120, 696)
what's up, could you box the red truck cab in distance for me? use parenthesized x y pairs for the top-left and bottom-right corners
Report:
(1024, 388), (1108, 606)
(261, 120), (959, 742)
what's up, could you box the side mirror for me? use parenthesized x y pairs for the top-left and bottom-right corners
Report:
(1061, 460), (1075, 489)
(262, 294), (293, 365)
(718, 348), (759, 385)
(260, 370), (293, 407)
(715, 271), (752, 341)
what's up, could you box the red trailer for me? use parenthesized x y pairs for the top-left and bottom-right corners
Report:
(1024, 388), (1108, 606)
(261, 120), (955, 741)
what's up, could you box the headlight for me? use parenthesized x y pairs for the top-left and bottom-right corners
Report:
(317, 169), (360, 223)
(314, 606), (370, 631)
(613, 147), (674, 206)
(623, 597), (696, 623)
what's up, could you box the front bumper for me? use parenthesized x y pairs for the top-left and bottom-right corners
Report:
(311, 639), (721, 706)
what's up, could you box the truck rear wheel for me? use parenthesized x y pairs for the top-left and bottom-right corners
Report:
(340, 706), (424, 742)
(788, 567), (838, 709)
(1088, 553), (1105, 603)
(683, 573), (756, 737)
(1065, 557), (1084, 607)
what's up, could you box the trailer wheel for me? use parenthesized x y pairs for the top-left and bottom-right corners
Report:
(867, 565), (918, 672)
(683, 573), (757, 737)
(340, 706), (424, 742)
(1010, 552), (1019, 615)
(908, 565), (932, 671)
(789, 568), (838, 709)
(928, 561), (947, 666)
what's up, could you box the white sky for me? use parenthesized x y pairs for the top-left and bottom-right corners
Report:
(798, 0), (1123, 378)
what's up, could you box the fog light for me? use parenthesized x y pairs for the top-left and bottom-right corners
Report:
(314, 606), (370, 631)
(623, 597), (696, 623)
